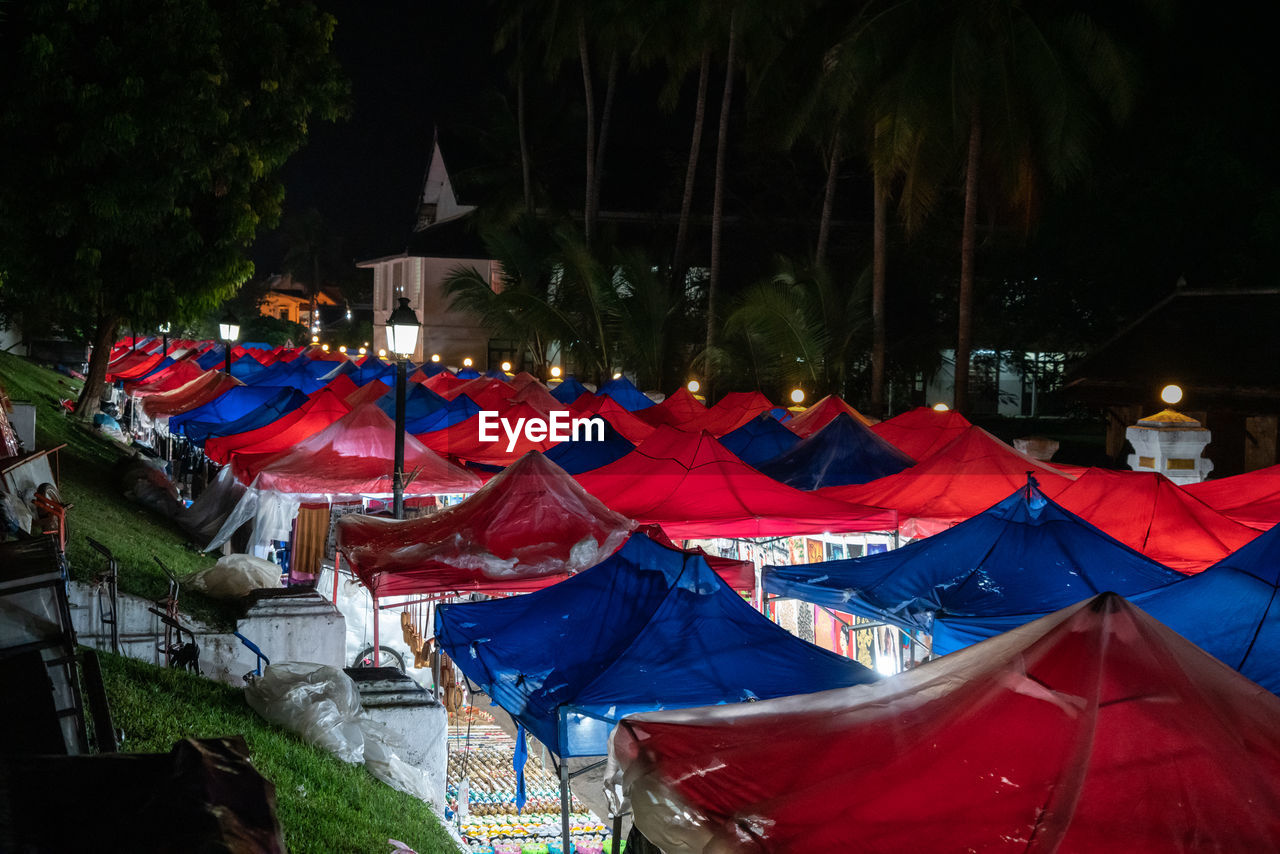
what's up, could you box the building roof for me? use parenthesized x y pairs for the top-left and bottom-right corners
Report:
(1062, 287), (1280, 410)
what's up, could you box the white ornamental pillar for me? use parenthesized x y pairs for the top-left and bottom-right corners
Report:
(1126, 409), (1213, 484)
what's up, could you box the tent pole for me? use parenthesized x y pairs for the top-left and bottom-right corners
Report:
(373, 593), (380, 667)
(560, 755), (572, 854)
(332, 553), (341, 606)
(611, 813), (623, 854)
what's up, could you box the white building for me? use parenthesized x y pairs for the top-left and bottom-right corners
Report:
(359, 139), (499, 367)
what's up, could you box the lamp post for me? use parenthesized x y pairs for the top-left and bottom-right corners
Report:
(386, 297), (421, 520)
(218, 311), (239, 375)
(159, 322), (171, 357)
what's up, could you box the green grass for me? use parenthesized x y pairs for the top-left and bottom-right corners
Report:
(0, 350), (235, 627)
(100, 651), (459, 854)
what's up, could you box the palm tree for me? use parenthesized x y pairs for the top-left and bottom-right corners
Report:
(895, 0), (1139, 412)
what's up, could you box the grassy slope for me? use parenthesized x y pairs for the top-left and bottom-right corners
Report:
(0, 349), (234, 626)
(101, 651), (458, 854)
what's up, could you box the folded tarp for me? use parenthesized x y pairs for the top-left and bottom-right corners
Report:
(757, 412), (914, 490)
(337, 452), (635, 597)
(576, 426), (897, 539)
(765, 480), (1184, 633)
(608, 593), (1280, 853)
(436, 533), (876, 758)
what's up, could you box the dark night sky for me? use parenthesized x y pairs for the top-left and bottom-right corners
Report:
(254, 1), (491, 273)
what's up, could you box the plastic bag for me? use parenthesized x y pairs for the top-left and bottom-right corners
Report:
(187, 554), (283, 598)
(244, 663), (366, 763)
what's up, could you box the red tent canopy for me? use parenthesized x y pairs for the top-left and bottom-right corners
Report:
(509, 371), (542, 390)
(123, 358), (205, 395)
(420, 370), (468, 394)
(140, 371), (242, 419)
(1184, 464), (1280, 530)
(575, 426), (896, 539)
(637, 524), (757, 593)
(610, 593), (1280, 853)
(318, 372), (360, 402)
(688, 391), (778, 436)
(638, 387), (705, 427)
(443, 377), (514, 408)
(336, 452), (635, 597)
(572, 395), (657, 444)
(871, 405), (973, 460)
(507, 380), (564, 416)
(239, 403), (481, 496)
(106, 351), (166, 382)
(822, 425), (1074, 538)
(1049, 468), (1260, 573)
(786, 395), (874, 437)
(417, 402), (566, 466)
(341, 378), (391, 409)
(204, 387), (351, 465)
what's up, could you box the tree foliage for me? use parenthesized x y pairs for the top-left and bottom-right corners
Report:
(0, 0), (347, 413)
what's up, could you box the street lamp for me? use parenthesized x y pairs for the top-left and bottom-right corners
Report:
(158, 322), (171, 357)
(218, 311), (239, 374)
(386, 297), (421, 520)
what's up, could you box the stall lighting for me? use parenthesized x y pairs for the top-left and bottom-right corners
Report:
(431, 354), (441, 363)
(1161, 384), (1184, 406)
(687, 380), (701, 393)
(322, 344), (330, 352)
(311, 335), (319, 344)
(613, 372), (622, 380)
(359, 347), (367, 355)
(501, 361), (513, 372)
(338, 345), (347, 354)
(790, 389), (805, 405)
(378, 348), (387, 358)
(932, 402), (950, 412)
(463, 357), (474, 367)
(550, 366), (562, 379)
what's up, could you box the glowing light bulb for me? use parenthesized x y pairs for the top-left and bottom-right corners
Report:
(463, 357), (473, 367)
(431, 354), (441, 363)
(338, 345), (347, 354)
(378, 348), (387, 358)
(612, 372), (622, 380)
(790, 389), (805, 405)
(550, 366), (562, 379)
(322, 344), (329, 352)
(358, 347), (367, 355)
(1161, 384), (1183, 406)
(311, 335), (319, 344)
(932, 402), (950, 412)
(501, 361), (513, 372)
(687, 380), (701, 393)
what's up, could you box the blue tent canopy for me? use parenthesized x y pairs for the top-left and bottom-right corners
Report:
(168, 386), (303, 437)
(343, 359), (397, 386)
(764, 481), (1185, 633)
(195, 347), (227, 370)
(935, 523), (1280, 690)
(227, 355), (269, 382)
(550, 376), (589, 405)
(436, 533), (876, 758)
(417, 362), (448, 378)
(757, 413), (913, 489)
(401, 390), (481, 434)
(543, 420), (633, 474)
(597, 376), (655, 411)
(456, 368), (481, 379)
(135, 357), (176, 381)
(179, 388), (309, 443)
(719, 413), (801, 466)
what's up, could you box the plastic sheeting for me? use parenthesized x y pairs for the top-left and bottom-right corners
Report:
(870, 405), (974, 460)
(1049, 468), (1260, 573)
(435, 533), (876, 759)
(575, 426), (897, 538)
(718, 412), (801, 466)
(231, 404), (481, 496)
(765, 481), (1183, 633)
(757, 412), (913, 490)
(337, 452), (636, 597)
(187, 554), (283, 598)
(821, 425), (1075, 538)
(607, 593), (1280, 853)
(785, 394), (874, 437)
(1185, 463), (1280, 530)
